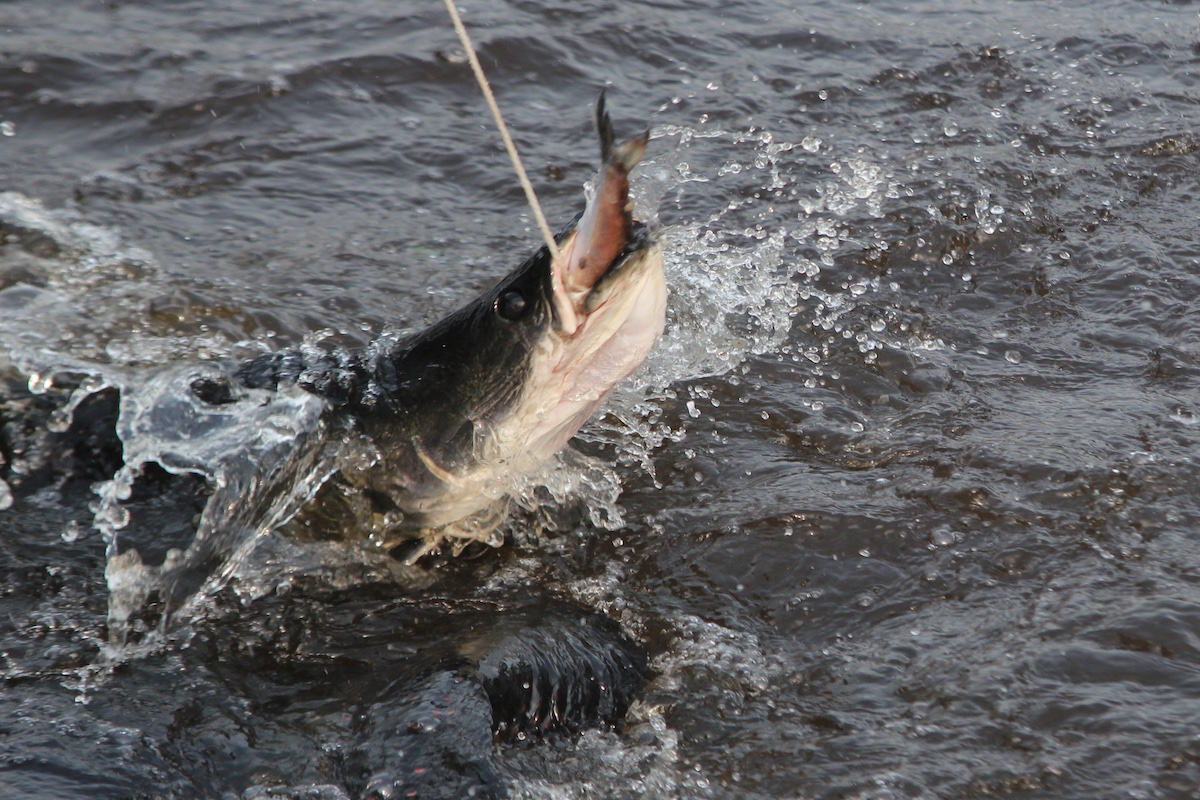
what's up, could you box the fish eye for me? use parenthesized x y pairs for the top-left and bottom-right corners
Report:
(496, 290), (528, 320)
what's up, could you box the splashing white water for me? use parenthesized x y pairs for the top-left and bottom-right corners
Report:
(0, 122), (899, 635)
(96, 364), (340, 644)
(580, 124), (900, 485)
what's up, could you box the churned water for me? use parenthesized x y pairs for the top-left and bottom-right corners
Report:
(4, 1), (1200, 798)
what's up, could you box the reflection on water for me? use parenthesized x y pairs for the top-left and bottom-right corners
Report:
(5, 0), (1200, 797)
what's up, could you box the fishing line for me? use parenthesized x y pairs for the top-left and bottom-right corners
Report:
(441, 0), (562, 261)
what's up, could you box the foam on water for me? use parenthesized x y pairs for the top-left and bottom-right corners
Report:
(505, 707), (710, 800)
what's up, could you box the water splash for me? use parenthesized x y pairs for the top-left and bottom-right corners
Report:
(0, 192), (165, 367)
(46, 374), (110, 433)
(0, 191), (246, 371)
(96, 363), (339, 644)
(0, 122), (900, 636)
(581, 123), (900, 480)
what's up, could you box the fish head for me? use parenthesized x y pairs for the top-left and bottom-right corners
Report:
(366, 97), (665, 529)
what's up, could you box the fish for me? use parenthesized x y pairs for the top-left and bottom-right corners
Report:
(228, 95), (666, 552)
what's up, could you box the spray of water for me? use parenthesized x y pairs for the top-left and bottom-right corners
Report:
(0, 121), (900, 644)
(572, 124), (900, 498)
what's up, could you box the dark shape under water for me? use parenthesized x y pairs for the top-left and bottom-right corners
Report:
(348, 604), (647, 799)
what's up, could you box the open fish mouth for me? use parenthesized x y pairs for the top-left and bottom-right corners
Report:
(506, 95), (667, 467)
(549, 93), (656, 337)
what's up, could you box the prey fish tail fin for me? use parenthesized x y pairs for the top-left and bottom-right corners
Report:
(595, 90), (649, 171)
(596, 90), (616, 161)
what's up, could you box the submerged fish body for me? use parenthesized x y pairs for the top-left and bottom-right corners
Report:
(235, 97), (666, 543)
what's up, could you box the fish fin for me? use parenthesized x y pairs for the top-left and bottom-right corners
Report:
(595, 90), (649, 172)
(613, 129), (649, 173)
(595, 89), (615, 161)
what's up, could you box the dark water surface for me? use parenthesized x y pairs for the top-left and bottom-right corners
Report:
(5, 1), (1200, 798)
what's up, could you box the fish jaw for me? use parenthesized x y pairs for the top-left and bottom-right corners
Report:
(511, 240), (666, 464)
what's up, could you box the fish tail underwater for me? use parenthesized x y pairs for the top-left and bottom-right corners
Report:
(7, 1), (1200, 798)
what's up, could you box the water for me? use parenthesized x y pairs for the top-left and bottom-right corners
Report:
(5, 0), (1200, 797)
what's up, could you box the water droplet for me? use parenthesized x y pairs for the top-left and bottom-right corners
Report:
(27, 372), (53, 394)
(1004, 350), (1022, 364)
(943, 122), (959, 137)
(0, 478), (12, 511)
(46, 409), (71, 433)
(931, 526), (960, 547)
(0, 121), (15, 137)
(61, 520), (81, 542)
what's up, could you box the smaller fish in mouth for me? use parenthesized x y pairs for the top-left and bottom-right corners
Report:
(551, 92), (651, 335)
(227, 94), (667, 553)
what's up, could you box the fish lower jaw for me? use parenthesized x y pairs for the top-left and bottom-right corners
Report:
(555, 251), (667, 384)
(516, 265), (667, 462)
